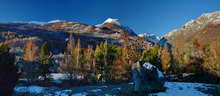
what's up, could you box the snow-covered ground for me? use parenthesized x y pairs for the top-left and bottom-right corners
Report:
(14, 82), (215, 96)
(150, 82), (212, 96)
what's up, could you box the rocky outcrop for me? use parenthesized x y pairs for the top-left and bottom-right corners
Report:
(132, 61), (165, 93)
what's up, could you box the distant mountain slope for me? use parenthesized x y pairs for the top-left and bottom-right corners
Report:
(138, 33), (171, 48)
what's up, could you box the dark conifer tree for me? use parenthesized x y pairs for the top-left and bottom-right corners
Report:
(0, 44), (19, 96)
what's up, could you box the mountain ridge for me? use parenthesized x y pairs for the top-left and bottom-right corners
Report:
(0, 18), (153, 55)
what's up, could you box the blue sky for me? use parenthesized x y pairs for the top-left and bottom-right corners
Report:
(0, 0), (220, 35)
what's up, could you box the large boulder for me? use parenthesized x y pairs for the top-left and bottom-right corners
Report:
(132, 61), (165, 93)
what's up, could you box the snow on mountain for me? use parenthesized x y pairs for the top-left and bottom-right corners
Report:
(96, 18), (121, 27)
(139, 33), (172, 48)
(103, 18), (121, 26)
(28, 20), (64, 25)
(164, 29), (178, 38)
(165, 11), (220, 39)
(27, 20), (63, 25)
(28, 21), (47, 25)
(139, 33), (163, 45)
(139, 33), (161, 42)
(48, 20), (64, 24)
(95, 18), (137, 36)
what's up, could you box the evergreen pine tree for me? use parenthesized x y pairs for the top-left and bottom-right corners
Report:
(95, 43), (105, 81)
(61, 39), (83, 80)
(62, 41), (75, 80)
(84, 46), (94, 72)
(39, 42), (53, 80)
(95, 41), (120, 82)
(75, 39), (81, 73)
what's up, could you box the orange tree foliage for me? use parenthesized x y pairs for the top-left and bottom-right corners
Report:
(112, 47), (131, 81)
(160, 44), (172, 74)
(23, 41), (38, 61)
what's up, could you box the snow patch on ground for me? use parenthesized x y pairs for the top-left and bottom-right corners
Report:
(15, 86), (44, 94)
(101, 85), (108, 88)
(73, 92), (88, 96)
(104, 94), (116, 96)
(52, 80), (63, 84)
(128, 82), (134, 85)
(114, 88), (121, 90)
(150, 82), (210, 96)
(55, 90), (74, 96)
(14, 81), (213, 96)
(89, 89), (102, 92)
(49, 73), (68, 80)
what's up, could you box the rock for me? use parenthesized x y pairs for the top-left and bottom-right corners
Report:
(132, 61), (165, 93)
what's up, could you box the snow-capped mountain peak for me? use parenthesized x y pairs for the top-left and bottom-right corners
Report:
(103, 18), (121, 26)
(138, 33), (155, 37)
